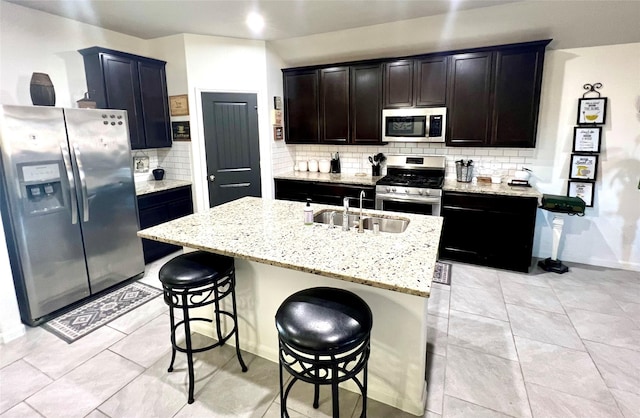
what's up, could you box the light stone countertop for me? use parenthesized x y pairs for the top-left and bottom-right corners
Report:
(138, 196), (443, 297)
(274, 171), (542, 199)
(135, 180), (192, 196)
(274, 171), (381, 186)
(443, 178), (543, 199)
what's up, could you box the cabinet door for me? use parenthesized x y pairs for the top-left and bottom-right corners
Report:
(138, 60), (171, 148)
(383, 60), (414, 108)
(447, 52), (493, 146)
(351, 64), (382, 144)
(490, 46), (545, 148)
(415, 56), (448, 106)
(284, 70), (320, 143)
(101, 53), (145, 149)
(320, 67), (350, 143)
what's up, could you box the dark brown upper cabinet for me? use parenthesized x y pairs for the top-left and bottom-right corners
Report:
(415, 56), (448, 107)
(447, 40), (549, 148)
(284, 64), (383, 145)
(283, 39), (550, 147)
(350, 64), (383, 144)
(283, 69), (320, 144)
(79, 47), (171, 150)
(447, 52), (494, 147)
(320, 67), (349, 143)
(383, 57), (448, 108)
(383, 60), (414, 108)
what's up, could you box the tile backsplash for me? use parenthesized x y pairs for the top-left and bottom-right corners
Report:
(285, 143), (537, 180)
(132, 141), (192, 183)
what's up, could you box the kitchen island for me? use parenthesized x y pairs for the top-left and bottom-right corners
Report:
(138, 196), (443, 415)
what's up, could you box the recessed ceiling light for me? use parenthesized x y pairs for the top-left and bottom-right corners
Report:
(246, 12), (265, 33)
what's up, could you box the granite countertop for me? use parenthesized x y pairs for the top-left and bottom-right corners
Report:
(274, 171), (381, 186)
(138, 197), (442, 297)
(135, 180), (192, 196)
(275, 171), (542, 199)
(443, 178), (543, 199)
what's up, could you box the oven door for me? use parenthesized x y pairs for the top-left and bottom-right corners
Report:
(375, 194), (441, 216)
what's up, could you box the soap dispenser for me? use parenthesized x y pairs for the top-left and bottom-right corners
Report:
(304, 198), (313, 225)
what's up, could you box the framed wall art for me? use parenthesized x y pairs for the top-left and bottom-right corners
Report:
(169, 94), (189, 116)
(577, 97), (607, 125)
(567, 180), (595, 207)
(573, 127), (602, 153)
(171, 121), (191, 141)
(569, 154), (598, 181)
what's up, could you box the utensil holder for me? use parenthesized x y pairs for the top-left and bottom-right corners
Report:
(455, 162), (473, 182)
(372, 165), (381, 176)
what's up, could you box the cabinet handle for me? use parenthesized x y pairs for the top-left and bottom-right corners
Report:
(208, 175), (215, 182)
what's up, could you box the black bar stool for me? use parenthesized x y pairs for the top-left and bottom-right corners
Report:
(159, 251), (247, 403)
(275, 287), (373, 418)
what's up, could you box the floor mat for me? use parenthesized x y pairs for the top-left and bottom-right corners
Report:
(433, 261), (452, 285)
(42, 281), (162, 343)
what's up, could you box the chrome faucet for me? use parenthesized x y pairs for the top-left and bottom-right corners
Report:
(342, 197), (350, 231)
(329, 211), (336, 228)
(357, 191), (366, 233)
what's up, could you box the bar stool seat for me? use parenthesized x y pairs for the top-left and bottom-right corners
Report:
(159, 251), (247, 404)
(276, 287), (373, 418)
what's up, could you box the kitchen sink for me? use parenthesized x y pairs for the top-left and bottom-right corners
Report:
(313, 210), (410, 233)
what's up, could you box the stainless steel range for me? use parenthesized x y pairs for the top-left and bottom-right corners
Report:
(375, 155), (446, 216)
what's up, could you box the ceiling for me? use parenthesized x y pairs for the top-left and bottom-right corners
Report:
(5, 0), (640, 64)
(6, 0), (525, 41)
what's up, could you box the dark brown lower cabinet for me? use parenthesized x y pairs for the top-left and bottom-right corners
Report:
(274, 179), (375, 209)
(439, 192), (537, 272)
(137, 186), (193, 264)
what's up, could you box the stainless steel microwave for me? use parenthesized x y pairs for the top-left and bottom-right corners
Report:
(382, 107), (447, 143)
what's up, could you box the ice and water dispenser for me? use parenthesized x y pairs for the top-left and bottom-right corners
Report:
(18, 161), (65, 215)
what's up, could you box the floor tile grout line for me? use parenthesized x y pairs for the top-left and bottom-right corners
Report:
(443, 394), (520, 418)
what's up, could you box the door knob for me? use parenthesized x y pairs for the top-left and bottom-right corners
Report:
(208, 175), (215, 182)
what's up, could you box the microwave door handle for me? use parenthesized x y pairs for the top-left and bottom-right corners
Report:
(60, 144), (79, 225)
(72, 144), (89, 222)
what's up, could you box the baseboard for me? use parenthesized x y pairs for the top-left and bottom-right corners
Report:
(0, 323), (25, 344)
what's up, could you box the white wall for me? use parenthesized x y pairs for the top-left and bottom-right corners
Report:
(181, 34), (272, 212)
(532, 43), (640, 271)
(0, 1), (148, 107)
(266, 43), (294, 176)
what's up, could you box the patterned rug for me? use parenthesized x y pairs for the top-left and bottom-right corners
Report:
(433, 261), (452, 285)
(42, 282), (162, 343)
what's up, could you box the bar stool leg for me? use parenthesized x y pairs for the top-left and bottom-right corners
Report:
(361, 360), (369, 418)
(182, 293), (196, 404)
(313, 354), (320, 408)
(331, 362), (340, 418)
(213, 282), (224, 344)
(230, 273), (248, 372)
(167, 301), (177, 373)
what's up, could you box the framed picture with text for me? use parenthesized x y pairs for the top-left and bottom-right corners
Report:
(577, 97), (607, 125)
(569, 154), (598, 181)
(567, 180), (595, 207)
(573, 127), (602, 153)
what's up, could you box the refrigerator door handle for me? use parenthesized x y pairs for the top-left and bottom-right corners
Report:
(72, 144), (90, 222)
(60, 143), (79, 225)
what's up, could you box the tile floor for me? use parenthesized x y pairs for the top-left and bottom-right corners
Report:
(1, 253), (639, 418)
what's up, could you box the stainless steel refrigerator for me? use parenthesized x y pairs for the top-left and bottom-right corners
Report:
(0, 105), (145, 325)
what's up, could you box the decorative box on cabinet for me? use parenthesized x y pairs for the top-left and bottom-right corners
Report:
(137, 186), (193, 264)
(79, 46), (172, 150)
(439, 191), (538, 272)
(446, 40), (550, 148)
(275, 179), (376, 209)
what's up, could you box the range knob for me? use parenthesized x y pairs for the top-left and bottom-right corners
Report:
(391, 187), (396, 193)
(424, 190), (430, 196)
(386, 187), (391, 193)
(418, 190), (424, 196)
(405, 189), (411, 194)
